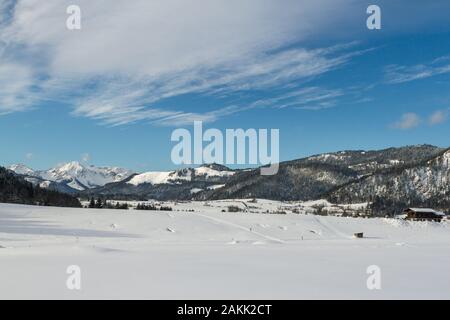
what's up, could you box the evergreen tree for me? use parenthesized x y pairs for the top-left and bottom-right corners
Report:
(88, 197), (96, 208)
(95, 197), (103, 208)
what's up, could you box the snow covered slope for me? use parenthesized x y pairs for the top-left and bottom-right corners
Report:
(8, 161), (134, 191)
(82, 164), (237, 200)
(0, 201), (449, 299)
(127, 164), (235, 186)
(7, 164), (35, 176)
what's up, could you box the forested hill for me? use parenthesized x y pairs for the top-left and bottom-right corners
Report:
(0, 167), (81, 207)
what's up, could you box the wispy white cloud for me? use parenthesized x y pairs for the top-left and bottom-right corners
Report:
(428, 109), (448, 126)
(0, 0), (15, 27)
(391, 113), (421, 130)
(0, 60), (36, 115)
(0, 1), (377, 125)
(385, 56), (450, 84)
(81, 153), (90, 162)
(67, 45), (358, 126)
(248, 86), (344, 111)
(390, 109), (449, 130)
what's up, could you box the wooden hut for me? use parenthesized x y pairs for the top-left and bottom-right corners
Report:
(403, 208), (445, 222)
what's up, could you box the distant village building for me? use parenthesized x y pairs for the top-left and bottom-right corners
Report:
(353, 232), (364, 238)
(403, 208), (445, 222)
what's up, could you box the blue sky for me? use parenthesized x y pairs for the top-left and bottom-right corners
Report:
(1, 1), (450, 172)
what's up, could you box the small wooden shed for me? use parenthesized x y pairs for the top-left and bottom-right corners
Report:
(403, 208), (445, 222)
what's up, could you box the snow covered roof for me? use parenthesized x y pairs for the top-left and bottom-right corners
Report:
(405, 208), (446, 216)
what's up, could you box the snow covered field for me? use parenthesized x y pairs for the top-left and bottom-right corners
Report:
(0, 200), (449, 299)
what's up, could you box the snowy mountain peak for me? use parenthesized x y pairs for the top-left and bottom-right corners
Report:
(7, 164), (35, 176)
(8, 162), (135, 192)
(56, 161), (85, 172)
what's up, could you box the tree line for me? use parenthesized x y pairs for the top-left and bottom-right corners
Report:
(0, 167), (81, 207)
(87, 197), (129, 210)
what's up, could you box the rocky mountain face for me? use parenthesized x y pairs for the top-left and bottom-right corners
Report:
(302, 144), (442, 175)
(202, 145), (445, 202)
(327, 148), (450, 215)
(198, 161), (358, 201)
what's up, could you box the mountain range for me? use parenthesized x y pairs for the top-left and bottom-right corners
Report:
(81, 163), (236, 201)
(203, 144), (446, 200)
(0, 166), (81, 207)
(7, 162), (237, 200)
(8, 162), (133, 193)
(6, 144), (450, 214)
